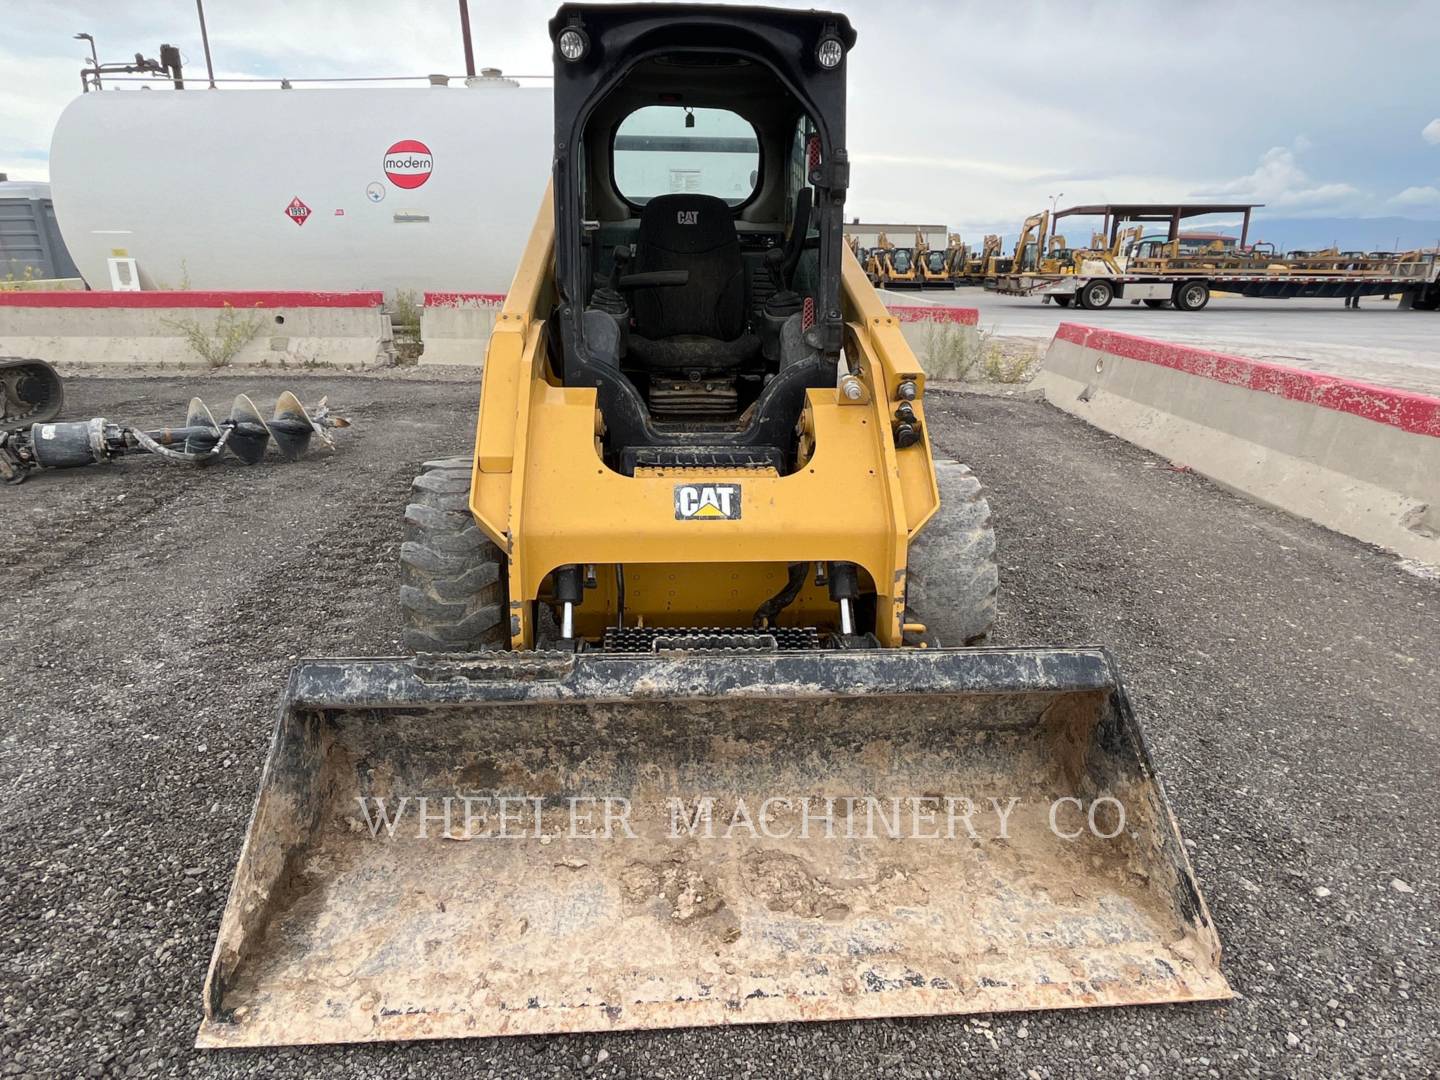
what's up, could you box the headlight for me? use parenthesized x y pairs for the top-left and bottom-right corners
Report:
(558, 27), (589, 62)
(815, 35), (844, 69)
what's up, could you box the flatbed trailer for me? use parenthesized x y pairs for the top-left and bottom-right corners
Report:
(989, 262), (1440, 311)
(988, 201), (1440, 311)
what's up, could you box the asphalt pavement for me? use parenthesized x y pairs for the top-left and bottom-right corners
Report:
(883, 287), (1440, 396)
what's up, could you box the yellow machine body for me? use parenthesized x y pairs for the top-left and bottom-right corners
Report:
(470, 189), (938, 649)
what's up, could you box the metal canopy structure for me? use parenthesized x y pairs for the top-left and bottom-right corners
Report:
(1051, 203), (1263, 249)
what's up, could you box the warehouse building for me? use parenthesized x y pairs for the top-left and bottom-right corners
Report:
(845, 221), (948, 251)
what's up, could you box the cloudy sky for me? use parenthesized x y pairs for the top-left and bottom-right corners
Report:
(4, 0), (1439, 242)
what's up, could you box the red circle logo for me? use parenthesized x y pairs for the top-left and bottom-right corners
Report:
(383, 139), (433, 189)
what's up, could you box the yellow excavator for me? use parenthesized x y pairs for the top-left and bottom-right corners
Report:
(199, 2), (1230, 1049)
(943, 232), (970, 283)
(952, 234), (1000, 284)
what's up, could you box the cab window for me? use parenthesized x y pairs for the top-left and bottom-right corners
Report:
(613, 106), (759, 206)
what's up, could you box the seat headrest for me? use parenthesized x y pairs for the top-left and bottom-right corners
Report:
(637, 194), (738, 255)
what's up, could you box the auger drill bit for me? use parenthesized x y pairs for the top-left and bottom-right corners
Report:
(0, 390), (350, 484)
(225, 395), (272, 465)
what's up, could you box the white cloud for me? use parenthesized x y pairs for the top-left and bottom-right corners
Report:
(1423, 119), (1440, 145)
(1201, 146), (1359, 213)
(1390, 185), (1440, 207)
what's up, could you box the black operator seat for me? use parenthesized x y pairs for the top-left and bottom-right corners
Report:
(626, 193), (761, 372)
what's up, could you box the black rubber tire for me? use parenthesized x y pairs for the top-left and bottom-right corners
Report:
(1079, 279), (1114, 310)
(1054, 296), (1073, 308)
(905, 460), (998, 646)
(1143, 299), (1169, 309)
(399, 458), (508, 653)
(1173, 280), (1210, 311)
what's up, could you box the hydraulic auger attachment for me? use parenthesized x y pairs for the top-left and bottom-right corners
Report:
(0, 390), (349, 484)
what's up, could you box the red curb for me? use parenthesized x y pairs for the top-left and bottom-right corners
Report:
(424, 292), (507, 308)
(1055, 322), (1440, 439)
(888, 305), (980, 326)
(0, 291), (384, 309)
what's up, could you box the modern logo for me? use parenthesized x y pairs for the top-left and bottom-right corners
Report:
(384, 140), (433, 189)
(674, 483), (741, 520)
(284, 196), (311, 226)
(676, 210), (699, 225)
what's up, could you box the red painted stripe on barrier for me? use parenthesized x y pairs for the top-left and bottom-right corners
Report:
(0, 290), (383, 309)
(415, 294), (982, 326)
(1056, 322), (1440, 438)
(887, 305), (980, 326)
(424, 292), (507, 308)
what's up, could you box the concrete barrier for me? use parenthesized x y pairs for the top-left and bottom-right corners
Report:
(416, 294), (981, 373)
(1033, 322), (1440, 564)
(0, 277), (86, 292)
(884, 305), (981, 380)
(419, 292), (505, 366)
(0, 290), (392, 369)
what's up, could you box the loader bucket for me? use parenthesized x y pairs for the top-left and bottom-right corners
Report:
(198, 647), (1230, 1048)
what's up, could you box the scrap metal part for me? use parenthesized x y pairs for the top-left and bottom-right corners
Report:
(198, 646), (1231, 1048)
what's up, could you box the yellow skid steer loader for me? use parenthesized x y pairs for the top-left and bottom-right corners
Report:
(199, 3), (1230, 1048)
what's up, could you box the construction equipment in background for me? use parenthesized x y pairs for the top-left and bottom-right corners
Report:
(950, 233), (1002, 284)
(992, 203), (1440, 310)
(914, 229), (955, 289)
(942, 232), (970, 282)
(862, 231), (889, 283)
(0, 390), (349, 483)
(980, 232), (1013, 283)
(0, 358), (63, 432)
(200, 3), (1230, 1048)
(1008, 211), (1050, 275)
(864, 231), (922, 289)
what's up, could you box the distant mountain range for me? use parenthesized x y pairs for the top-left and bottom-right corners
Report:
(1232, 217), (1440, 252)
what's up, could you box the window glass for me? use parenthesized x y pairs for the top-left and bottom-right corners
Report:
(787, 117), (819, 236)
(613, 106), (759, 206)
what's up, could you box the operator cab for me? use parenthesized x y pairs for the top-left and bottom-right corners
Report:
(548, 4), (855, 475)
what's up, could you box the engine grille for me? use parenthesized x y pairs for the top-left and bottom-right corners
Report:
(648, 377), (738, 418)
(620, 446), (786, 474)
(602, 626), (821, 653)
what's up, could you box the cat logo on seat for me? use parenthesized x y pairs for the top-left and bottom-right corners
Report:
(674, 483), (741, 520)
(677, 210), (700, 225)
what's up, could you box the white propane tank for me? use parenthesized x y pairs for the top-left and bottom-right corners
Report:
(48, 81), (552, 295)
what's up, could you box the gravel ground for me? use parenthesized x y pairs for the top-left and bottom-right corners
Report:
(2, 374), (1435, 1079)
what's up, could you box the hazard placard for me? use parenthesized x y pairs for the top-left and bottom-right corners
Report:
(285, 197), (311, 227)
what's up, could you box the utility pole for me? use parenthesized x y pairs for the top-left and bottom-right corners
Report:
(459, 0), (477, 79)
(196, 0), (216, 88)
